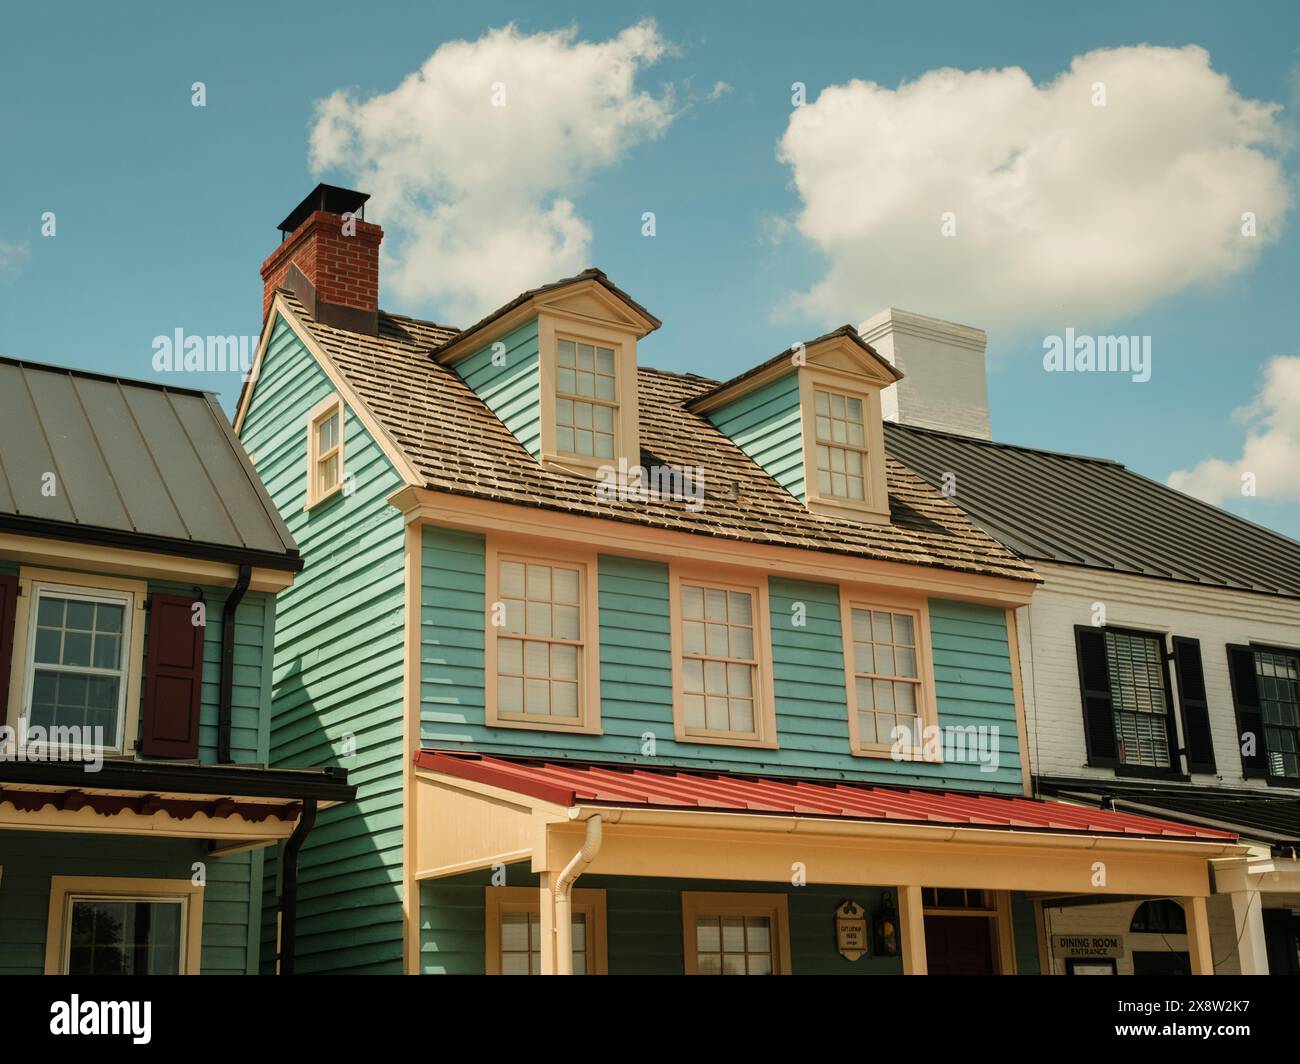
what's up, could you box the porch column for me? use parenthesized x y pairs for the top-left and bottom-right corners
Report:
(1183, 895), (1214, 975)
(538, 872), (558, 975)
(1229, 889), (1270, 975)
(898, 885), (927, 975)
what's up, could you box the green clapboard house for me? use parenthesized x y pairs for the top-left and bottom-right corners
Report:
(235, 185), (1237, 976)
(0, 356), (354, 975)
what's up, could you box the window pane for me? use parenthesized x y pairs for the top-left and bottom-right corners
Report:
(66, 899), (184, 975)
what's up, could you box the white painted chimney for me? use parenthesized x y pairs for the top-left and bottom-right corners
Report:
(858, 308), (991, 440)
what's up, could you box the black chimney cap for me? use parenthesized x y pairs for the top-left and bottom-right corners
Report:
(277, 183), (370, 234)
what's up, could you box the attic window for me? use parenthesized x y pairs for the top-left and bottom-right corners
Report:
(797, 369), (889, 523)
(813, 389), (868, 502)
(555, 340), (617, 460)
(307, 395), (344, 508)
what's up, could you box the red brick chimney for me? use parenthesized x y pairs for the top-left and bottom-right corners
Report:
(261, 184), (383, 333)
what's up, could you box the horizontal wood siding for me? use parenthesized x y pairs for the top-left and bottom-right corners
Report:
(420, 867), (899, 975)
(707, 371), (805, 500)
(451, 319), (541, 457)
(239, 315), (408, 974)
(0, 831), (252, 974)
(420, 533), (1022, 791)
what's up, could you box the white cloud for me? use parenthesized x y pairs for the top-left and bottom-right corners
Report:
(777, 45), (1291, 332)
(0, 240), (29, 281)
(309, 21), (674, 323)
(1167, 356), (1300, 504)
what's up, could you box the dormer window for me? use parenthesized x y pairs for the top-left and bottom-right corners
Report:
(813, 388), (868, 502)
(555, 339), (618, 460)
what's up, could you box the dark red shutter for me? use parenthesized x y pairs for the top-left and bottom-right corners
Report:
(1171, 637), (1216, 774)
(0, 574), (18, 712)
(140, 594), (205, 758)
(1226, 644), (1268, 779)
(1074, 626), (1118, 767)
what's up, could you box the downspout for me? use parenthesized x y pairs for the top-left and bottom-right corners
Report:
(278, 797), (318, 975)
(554, 815), (603, 975)
(217, 563), (252, 764)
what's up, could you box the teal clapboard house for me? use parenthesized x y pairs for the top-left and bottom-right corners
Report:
(234, 185), (1235, 977)
(0, 356), (354, 975)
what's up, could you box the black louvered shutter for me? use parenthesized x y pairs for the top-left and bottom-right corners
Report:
(0, 575), (17, 713)
(1172, 637), (1216, 774)
(1074, 626), (1118, 767)
(1226, 644), (1267, 778)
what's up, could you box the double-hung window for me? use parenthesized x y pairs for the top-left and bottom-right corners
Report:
(1254, 648), (1300, 779)
(24, 581), (134, 753)
(813, 388), (868, 502)
(842, 596), (936, 758)
(554, 339), (618, 461)
(1105, 630), (1173, 770)
(682, 893), (790, 975)
(307, 395), (344, 507)
(485, 887), (607, 975)
(485, 543), (600, 733)
(45, 877), (203, 975)
(671, 572), (775, 747)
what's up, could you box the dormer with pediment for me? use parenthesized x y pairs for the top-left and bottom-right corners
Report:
(433, 269), (660, 476)
(688, 326), (904, 524)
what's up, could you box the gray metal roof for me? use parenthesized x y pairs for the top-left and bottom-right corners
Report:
(0, 356), (299, 570)
(884, 422), (1300, 600)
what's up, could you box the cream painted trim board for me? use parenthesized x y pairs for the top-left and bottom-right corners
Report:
(0, 800), (300, 841)
(0, 533), (292, 594)
(484, 885), (608, 975)
(392, 487), (1039, 607)
(234, 294), (423, 487)
(402, 519), (423, 974)
(5, 567), (148, 757)
(483, 535), (603, 735)
(668, 562), (778, 749)
(1005, 607), (1034, 796)
(840, 589), (940, 761)
(680, 891), (792, 975)
(44, 875), (204, 975)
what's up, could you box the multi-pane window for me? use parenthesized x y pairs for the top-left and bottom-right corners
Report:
(497, 559), (583, 723)
(1255, 648), (1300, 779)
(65, 897), (184, 975)
(694, 914), (775, 975)
(1105, 631), (1171, 769)
(813, 389), (867, 501)
(923, 888), (991, 910)
(850, 607), (920, 747)
(555, 339), (617, 460)
(308, 396), (343, 504)
(680, 584), (757, 737)
(27, 587), (129, 749)
(499, 910), (589, 975)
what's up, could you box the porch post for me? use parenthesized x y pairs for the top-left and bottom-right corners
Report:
(898, 885), (927, 975)
(1183, 895), (1214, 975)
(539, 872), (558, 975)
(1229, 889), (1270, 975)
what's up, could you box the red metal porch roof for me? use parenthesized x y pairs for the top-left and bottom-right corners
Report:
(414, 751), (1236, 842)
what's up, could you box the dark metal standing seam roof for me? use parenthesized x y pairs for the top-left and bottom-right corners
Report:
(884, 421), (1300, 599)
(0, 356), (300, 570)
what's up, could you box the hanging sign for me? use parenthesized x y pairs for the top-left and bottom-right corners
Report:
(835, 900), (869, 961)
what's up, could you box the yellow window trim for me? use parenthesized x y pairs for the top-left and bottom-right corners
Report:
(305, 393), (345, 510)
(484, 885), (608, 975)
(483, 535), (602, 735)
(668, 564), (778, 750)
(537, 311), (641, 476)
(797, 365), (890, 524)
(44, 875), (205, 975)
(4, 567), (147, 758)
(681, 891), (792, 975)
(840, 588), (940, 761)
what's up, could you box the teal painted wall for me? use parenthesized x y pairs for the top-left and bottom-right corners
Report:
(420, 529), (1023, 792)
(450, 319), (541, 457)
(0, 831), (256, 975)
(707, 371), (805, 500)
(239, 315), (408, 974)
(420, 867), (901, 975)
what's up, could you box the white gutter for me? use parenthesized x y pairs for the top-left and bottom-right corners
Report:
(553, 814), (603, 975)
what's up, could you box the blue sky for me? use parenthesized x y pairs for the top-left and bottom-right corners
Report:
(2, 1), (1298, 536)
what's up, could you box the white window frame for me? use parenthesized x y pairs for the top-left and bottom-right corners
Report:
(4, 569), (147, 757)
(483, 537), (602, 734)
(306, 394), (345, 509)
(44, 875), (204, 975)
(840, 590), (940, 760)
(669, 565), (778, 749)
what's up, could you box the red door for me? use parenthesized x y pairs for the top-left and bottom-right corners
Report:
(924, 915), (997, 975)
